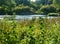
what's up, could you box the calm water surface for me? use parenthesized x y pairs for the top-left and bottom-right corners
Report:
(0, 15), (59, 20)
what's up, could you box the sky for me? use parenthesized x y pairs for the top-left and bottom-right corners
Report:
(31, 0), (36, 2)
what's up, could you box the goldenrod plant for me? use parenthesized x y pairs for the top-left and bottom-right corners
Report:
(0, 17), (60, 44)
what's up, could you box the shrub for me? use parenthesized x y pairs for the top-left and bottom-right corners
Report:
(40, 5), (57, 15)
(48, 13), (60, 16)
(0, 6), (6, 15)
(13, 4), (34, 15)
(35, 10), (44, 14)
(0, 5), (12, 15)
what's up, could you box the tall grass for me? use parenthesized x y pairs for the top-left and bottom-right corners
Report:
(0, 17), (60, 44)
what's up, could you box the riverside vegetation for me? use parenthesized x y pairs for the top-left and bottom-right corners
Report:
(0, 0), (60, 15)
(0, 16), (60, 44)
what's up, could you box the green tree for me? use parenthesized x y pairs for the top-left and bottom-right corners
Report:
(0, 0), (16, 6)
(13, 4), (34, 15)
(53, 0), (60, 5)
(35, 0), (53, 5)
(53, 0), (60, 8)
(40, 5), (56, 15)
(15, 0), (30, 5)
(0, 0), (16, 15)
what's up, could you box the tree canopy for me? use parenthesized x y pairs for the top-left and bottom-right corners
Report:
(0, 0), (60, 15)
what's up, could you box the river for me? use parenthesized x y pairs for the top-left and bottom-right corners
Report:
(0, 15), (60, 20)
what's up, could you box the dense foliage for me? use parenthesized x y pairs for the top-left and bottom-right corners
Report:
(0, 17), (60, 44)
(40, 5), (56, 14)
(0, 0), (60, 15)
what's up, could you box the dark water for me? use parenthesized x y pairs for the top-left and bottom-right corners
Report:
(0, 15), (59, 20)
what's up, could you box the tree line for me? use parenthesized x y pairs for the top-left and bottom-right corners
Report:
(0, 0), (60, 15)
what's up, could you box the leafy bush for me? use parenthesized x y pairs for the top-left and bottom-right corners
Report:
(35, 10), (44, 14)
(40, 5), (57, 15)
(13, 4), (35, 15)
(48, 13), (60, 16)
(0, 5), (13, 15)
(0, 6), (6, 15)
